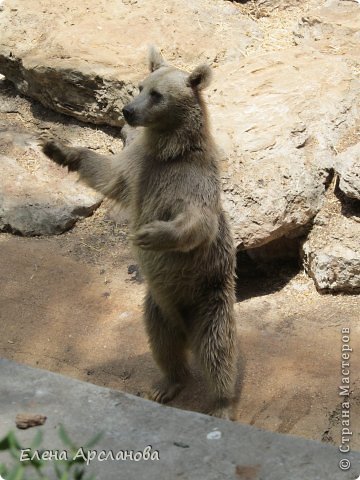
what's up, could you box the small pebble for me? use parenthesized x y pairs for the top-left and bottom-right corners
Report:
(173, 441), (190, 448)
(206, 430), (222, 440)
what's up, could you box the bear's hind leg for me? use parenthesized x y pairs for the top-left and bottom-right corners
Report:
(193, 297), (236, 419)
(144, 293), (189, 403)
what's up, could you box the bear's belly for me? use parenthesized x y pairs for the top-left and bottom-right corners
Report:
(135, 248), (204, 298)
(134, 238), (233, 303)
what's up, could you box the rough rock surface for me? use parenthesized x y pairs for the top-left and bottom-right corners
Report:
(210, 48), (359, 247)
(301, 186), (360, 292)
(335, 143), (360, 200)
(302, 218), (360, 293)
(249, 0), (303, 10)
(294, 0), (360, 66)
(0, 0), (260, 126)
(0, 129), (102, 235)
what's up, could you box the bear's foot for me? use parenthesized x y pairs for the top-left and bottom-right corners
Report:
(208, 400), (234, 420)
(208, 406), (231, 420)
(148, 379), (184, 404)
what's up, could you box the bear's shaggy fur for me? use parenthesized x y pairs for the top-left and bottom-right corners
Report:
(43, 47), (237, 418)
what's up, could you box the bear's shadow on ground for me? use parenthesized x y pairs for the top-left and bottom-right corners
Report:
(89, 341), (246, 419)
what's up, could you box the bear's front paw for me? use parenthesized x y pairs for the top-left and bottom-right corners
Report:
(42, 140), (80, 172)
(131, 222), (176, 251)
(42, 140), (68, 165)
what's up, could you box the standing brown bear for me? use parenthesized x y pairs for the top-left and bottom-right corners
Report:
(43, 47), (237, 418)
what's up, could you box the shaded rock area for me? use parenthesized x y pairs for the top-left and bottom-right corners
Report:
(0, 55), (136, 127)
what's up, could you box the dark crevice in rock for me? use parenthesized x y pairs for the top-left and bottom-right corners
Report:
(334, 179), (360, 219)
(0, 223), (19, 235)
(323, 168), (335, 192)
(235, 233), (308, 301)
(235, 252), (300, 301)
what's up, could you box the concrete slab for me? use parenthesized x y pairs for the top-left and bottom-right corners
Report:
(0, 359), (359, 479)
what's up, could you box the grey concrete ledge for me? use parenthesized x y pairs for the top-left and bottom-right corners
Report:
(0, 358), (359, 480)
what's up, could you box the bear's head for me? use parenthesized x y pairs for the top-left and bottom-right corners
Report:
(122, 46), (212, 132)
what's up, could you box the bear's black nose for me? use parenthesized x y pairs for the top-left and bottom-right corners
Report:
(122, 105), (135, 123)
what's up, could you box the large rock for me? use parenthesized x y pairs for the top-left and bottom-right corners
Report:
(301, 177), (360, 293)
(335, 143), (360, 201)
(302, 212), (360, 293)
(0, 0), (260, 126)
(0, 129), (102, 236)
(209, 48), (359, 247)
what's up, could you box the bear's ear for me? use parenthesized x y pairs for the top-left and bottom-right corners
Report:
(187, 64), (212, 90)
(148, 46), (167, 72)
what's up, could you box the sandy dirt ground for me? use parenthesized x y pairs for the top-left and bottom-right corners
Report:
(0, 0), (359, 451)
(1, 216), (359, 448)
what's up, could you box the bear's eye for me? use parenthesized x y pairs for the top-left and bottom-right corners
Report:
(138, 85), (143, 92)
(150, 89), (162, 101)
